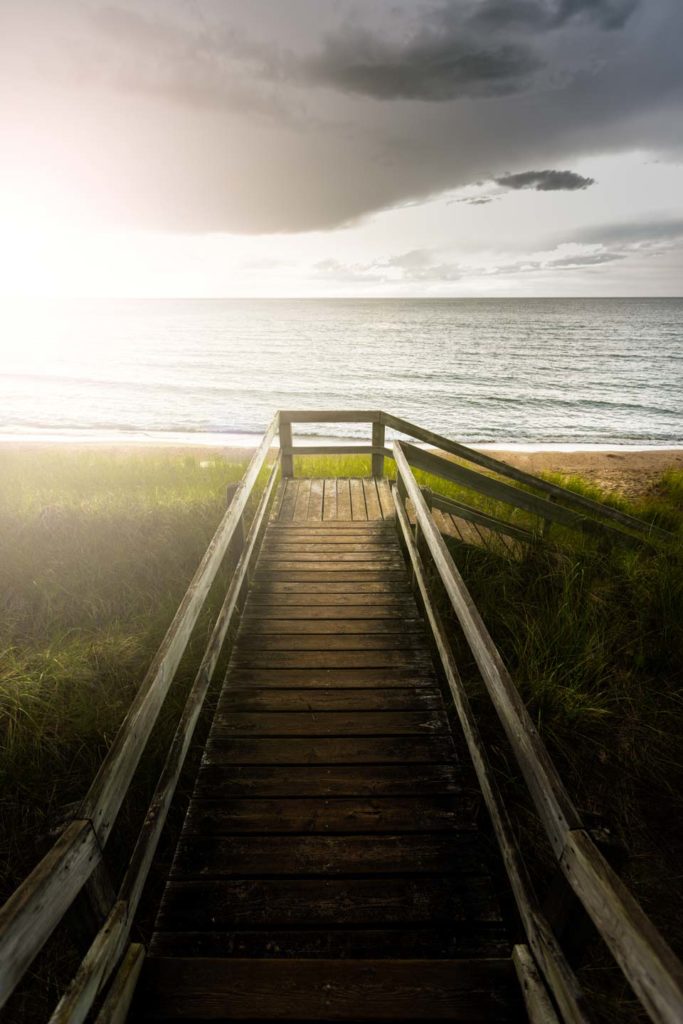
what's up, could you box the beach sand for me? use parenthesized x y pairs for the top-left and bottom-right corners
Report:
(2, 442), (682, 500)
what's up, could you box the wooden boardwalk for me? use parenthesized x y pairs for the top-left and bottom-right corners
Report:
(139, 481), (520, 1020)
(5, 412), (681, 1024)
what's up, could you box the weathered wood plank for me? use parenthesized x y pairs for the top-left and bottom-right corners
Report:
(156, 878), (501, 929)
(561, 829), (683, 1024)
(204, 735), (456, 765)
(183, 795), (475, 835)
(228, 650), (432, 669)
(251, 580), (409, 594)
(226, 667), (436, 687)
(234, 634), (423, 652)
(212, 710), (448, 736)
(0, 820), (101, 1011)
(279, 418), (294, 478)
(268, 520), (392, 531)
(513, 944), (561, 1024)
(239, 618), (421, 635)
(280, 409), (381, 424)
(193, 763), (463, 798)
(323, 478), (337, 520)
(259, 553), (403, 565)
(93, 942), (145, 1024)
(171, 833), (477, 878)
(139, 956), (517, 1020)
(278, 478), (299, 521)
(148, 926), (511, 960)
(243, 601), (416, 617)
(376, 477), (395, 519)
(350, 478), (367, 520)
(217, 688), (442, 712)
(372, 420), (386, 479)
(293, 478), (311, 521)
(335, 478), (352, 520)
(254, 571), (407, 584)
(363, 478), (382, 520)
(307, 478), (324, 520)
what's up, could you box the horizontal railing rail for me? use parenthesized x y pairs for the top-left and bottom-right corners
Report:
(277, 409), (673, 547)
(392, 439), (683, 1024)
(0, 413), (280, 1016)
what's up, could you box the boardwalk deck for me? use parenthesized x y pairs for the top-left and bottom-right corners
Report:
(137, 481), (521, 1021)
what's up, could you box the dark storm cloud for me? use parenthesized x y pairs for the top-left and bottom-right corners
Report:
(3, 0), (682, 234)
(471, 0), (638, 32)
(303, 26), (541, 101)
(496, 169), (596, 190)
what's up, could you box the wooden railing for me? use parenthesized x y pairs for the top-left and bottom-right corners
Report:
(278, 410), (674, 547)
(0, 408), (679, 1024)
(391, 438), (683, 1024)
(0, 413), (280, 1022)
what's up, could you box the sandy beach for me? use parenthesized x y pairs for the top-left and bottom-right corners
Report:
(2, 441), (682, 501)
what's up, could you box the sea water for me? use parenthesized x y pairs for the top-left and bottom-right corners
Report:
(1, 297), (681, 448)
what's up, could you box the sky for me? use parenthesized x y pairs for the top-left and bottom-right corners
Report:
(1, 0), (682, 298)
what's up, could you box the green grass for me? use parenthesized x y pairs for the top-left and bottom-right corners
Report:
(0, 449), (255, 890)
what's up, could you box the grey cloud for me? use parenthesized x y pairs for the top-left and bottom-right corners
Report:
(3, 0), (682, 234)
(303, 23), (541, 101)
(572, 218), (683, 245)
(456, 196), (496, 205)
(315, 249), (461, 282)
(471, 0), (638, 32)
(548, 251), (625, 267)
(495, 169), (595, 190)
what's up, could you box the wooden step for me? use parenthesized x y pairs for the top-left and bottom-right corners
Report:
(136, 957), (519, 1020)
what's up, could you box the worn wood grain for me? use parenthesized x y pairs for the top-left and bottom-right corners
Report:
(363, 478), (382, 519)
(226, 667), (436, 687)
(323, 478), (338, 520)
(213, 710), (447, 736)
(229, 650), (433, 669)
(156, 878), (501, 929)
(278, 478), (299, 521)
(0, 820), (101, 1011)
(217, 688), (442, 712)
(307, 478), (325, 520)
(193, 763), (463, 799)
(204, 734), (456, 765)
(148, 926), (511, 960)
(138, 956), (517, 1020)
(350, 477), (367, 520)
(182, 795), (475, 835)
(171, 833), (478, 878)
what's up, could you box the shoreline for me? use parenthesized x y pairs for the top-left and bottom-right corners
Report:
(2, 439), (682, 501)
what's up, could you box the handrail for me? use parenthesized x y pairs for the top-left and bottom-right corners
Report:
(382, 411), (674, 543)
(49, 455), (282, 1024)
(392, 439), (683, 1024)
(393, 491), (590, 1024)
(0, 413), (279, 1012)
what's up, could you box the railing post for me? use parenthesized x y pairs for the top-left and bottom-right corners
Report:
(279, 417), (294, 478)
(372, 418), (385, 478)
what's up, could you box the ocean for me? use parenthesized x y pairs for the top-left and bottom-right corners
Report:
(1, 297), (681, 449)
